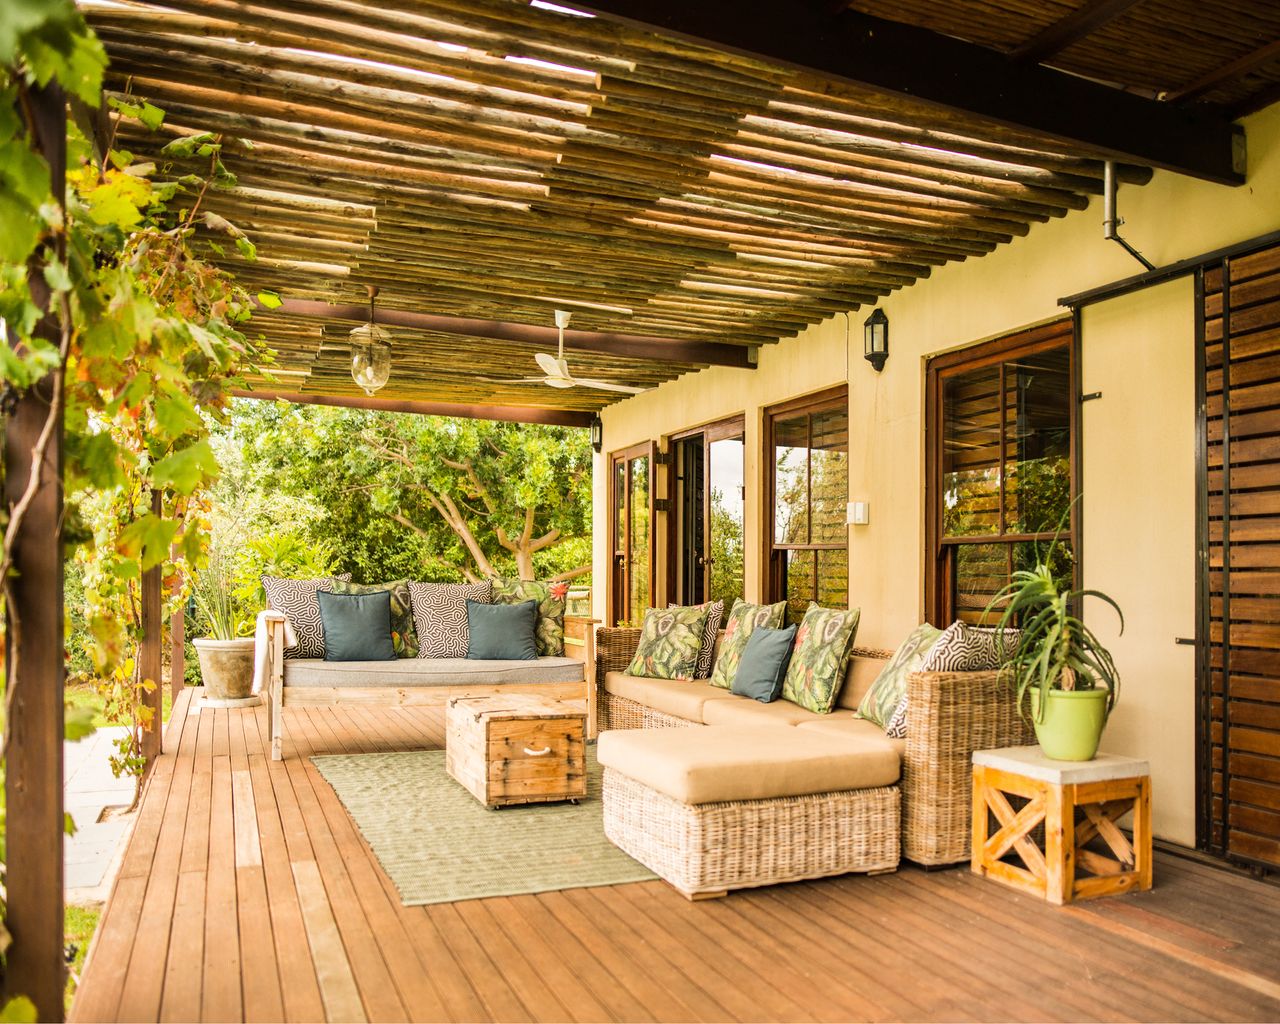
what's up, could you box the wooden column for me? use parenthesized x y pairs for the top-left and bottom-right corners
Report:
(139, 489), (164, 766)
(4, 81), (67, 1022)
(170, 590), (185, 698)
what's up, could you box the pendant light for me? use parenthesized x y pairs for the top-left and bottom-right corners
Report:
(350, 285), (392, 397)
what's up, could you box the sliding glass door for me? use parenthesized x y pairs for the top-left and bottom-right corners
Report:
(669, 418), (746, 609)
(609, 443), (654, 627)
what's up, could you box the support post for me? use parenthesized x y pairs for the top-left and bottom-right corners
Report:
(139, 489), (164, 767)
(169, 548), (184, 698)
(3, 81), (67, 1022)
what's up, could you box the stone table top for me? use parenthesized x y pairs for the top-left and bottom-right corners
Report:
(972, 745), (1150, 785)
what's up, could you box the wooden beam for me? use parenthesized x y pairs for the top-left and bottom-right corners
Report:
(263, 299), (760, 368)
(232, 389), (599, 426)
(1164, 38), (1280, 104)
(572, 0), (1245, 184)
(139, 489), (164, 768)
(170, 568), (185, 699)
(1009, 0), (1148, 64)
(4, 81), (66, 1023)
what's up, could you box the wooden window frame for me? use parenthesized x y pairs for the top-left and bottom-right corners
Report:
(608, 440), (656, 627)
(664, 415), (747, 606)
(923, 319), (1079, 626)
(763, 384), (850, 607)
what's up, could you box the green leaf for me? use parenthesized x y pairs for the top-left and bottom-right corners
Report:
(153, 392), (204, 437)
(75, 430), (125, 489)
(138, 101), (165, 131)
(64, 809), (80, 835)
(42, 257), (71, 293)
(160, 132), (214, 159)
(0, 996), (38, 1023)
(118, 513), (179, 571)
(256, 290), (283, 309)
(151, 440), (219, 495)
(235, 235), (257, 261)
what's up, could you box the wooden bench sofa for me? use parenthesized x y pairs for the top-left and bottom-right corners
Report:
(258, 611), (597, 760)
(595, 626), (1031, 871)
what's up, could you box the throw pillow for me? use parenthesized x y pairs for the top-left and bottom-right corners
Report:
(731, 625), (798, 703)
(491, 578), (569, 656)
(884, 621), (1022, 739)
(317, 590), (396, 662)
(856, 622), (944, 728)
(261, 574), (353, 659)
(410, 580), (493, 658)
(330, 580), (418, 658)
(781, 603), (862, 714)
(625, 604), (714, 680)
(709, 598), (788, 689)
(466, 599), (538, 661)
(669, 599), (724, 678)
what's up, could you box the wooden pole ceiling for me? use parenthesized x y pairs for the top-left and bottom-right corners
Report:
(572, 0), (1245, 185)
(233, 389), (598, 426)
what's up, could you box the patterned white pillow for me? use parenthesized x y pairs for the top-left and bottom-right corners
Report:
(410, 580), (493, 658)
(885, 621), (1019, 738)
(262, 574), (352, 660)
(669, 599), (724, 679)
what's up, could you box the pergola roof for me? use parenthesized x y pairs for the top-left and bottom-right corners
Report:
(81, 0), (1275, 417)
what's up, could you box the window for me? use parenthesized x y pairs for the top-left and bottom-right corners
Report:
(669, 417), (746, 609)
(926, 321), (1076, 625)
(609, 443), (654, 627)
(766, 387), (849, 623)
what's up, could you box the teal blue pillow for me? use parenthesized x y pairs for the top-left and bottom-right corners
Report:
(317, 590), (396, 662)
(731, 625), (798, 703)
(467, 599), (538, 661)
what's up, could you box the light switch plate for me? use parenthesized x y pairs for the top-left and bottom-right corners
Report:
(847, 500), (870, 526)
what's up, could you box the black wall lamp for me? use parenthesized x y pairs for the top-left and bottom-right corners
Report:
(589, 415), (603, 453)
(863, 308), (889, 372)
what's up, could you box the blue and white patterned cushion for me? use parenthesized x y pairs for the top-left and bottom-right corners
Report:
(411, 580), (493, 658)
(262, 574), (352, 660)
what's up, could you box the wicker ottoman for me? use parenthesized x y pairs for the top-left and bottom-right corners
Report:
(598, 725), (901, 899)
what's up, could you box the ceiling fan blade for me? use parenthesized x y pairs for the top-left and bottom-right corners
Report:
(568, 377), (647, 394)
(534, 352), (563, 376)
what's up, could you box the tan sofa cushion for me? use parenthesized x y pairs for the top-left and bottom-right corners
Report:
(597, 725), (900, 804)
(836, 651), (892, 712)
(701, 697), (861, 728)
(603, 672), (735, 723)
(796, 716), (906, 758)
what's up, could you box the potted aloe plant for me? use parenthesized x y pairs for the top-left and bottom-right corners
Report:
(983, 538), (1123, 761)
(191, 549), (256, 702)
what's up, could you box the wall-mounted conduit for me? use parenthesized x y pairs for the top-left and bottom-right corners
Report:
(1103, 159), (1156, 271)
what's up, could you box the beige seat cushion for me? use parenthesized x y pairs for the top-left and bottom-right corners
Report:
(603, 672), (736, 723)
(597, 725), (900, 804)
(701, 697), (861, 728)
(796, 716), (906, 758)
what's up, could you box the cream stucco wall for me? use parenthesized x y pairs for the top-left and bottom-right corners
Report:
(592, 100), (1280, 845)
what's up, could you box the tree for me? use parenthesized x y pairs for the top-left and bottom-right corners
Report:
(226, 401), (592, 584)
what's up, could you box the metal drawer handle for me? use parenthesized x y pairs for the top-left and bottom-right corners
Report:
(523, 745), (552, 757)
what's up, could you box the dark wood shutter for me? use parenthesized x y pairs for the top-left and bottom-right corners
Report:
(1202, 242), (1280, 870)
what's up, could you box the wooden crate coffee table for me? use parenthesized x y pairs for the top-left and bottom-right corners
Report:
(445, 694), (587, 809)
(971, 745), (1152, 905)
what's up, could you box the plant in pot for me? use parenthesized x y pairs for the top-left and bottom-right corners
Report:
(191, 548), (257, 703)
(983, 539), (1123, 762)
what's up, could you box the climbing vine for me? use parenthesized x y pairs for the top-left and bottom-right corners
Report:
(1, 1), (270, 1006)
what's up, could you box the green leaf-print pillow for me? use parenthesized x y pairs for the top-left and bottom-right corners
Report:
(491, 577), (569, 656)
(329, 579), (418, 658)
(856, 622), (944, 727)
(781, 603), (862, 714)
(626, 604), (714, 680)
(709, 598), (788, 689)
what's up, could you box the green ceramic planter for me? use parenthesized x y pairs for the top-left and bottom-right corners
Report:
(1029, 687), (1110, 761)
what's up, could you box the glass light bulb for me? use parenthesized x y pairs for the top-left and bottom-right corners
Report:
(350, 323), (392, 396)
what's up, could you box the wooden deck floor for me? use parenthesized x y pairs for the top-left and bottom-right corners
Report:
(72, 689), (1280, 1024)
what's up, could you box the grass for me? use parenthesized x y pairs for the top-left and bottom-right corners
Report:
(65, 903), (101, 1011)
(65, 682), (173, 728)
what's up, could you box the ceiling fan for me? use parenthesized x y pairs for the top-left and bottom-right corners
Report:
(495, 310), (647, 394)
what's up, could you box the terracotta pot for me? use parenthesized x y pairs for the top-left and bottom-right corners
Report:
(193, 637), (256, 700)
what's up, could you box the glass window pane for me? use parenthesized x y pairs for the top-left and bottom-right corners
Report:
(943, 365), (1001, 537)
(709, 436), (745, 608)
(816, 548), (848, 610)
(1004, 348), (1072, 534)
(613, 460), (626, 551)
(810, 406), (848, 545)
(951, 543), (1008, 625)
(1013, 539), (1075, 596)
(784, 549), (815, 625)
(629, 456), (650, 625)
(774, 414), (810, 545)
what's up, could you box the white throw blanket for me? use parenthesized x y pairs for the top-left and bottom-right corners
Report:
(252, 610), (297, 695)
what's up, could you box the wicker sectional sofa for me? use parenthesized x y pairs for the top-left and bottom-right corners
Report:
(595, 626), (1031, 874)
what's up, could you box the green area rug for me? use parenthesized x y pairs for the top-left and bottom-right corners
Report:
(312, 748), (656, 906)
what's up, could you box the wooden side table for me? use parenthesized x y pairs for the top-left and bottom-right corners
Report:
(971, 746), (1152, 905)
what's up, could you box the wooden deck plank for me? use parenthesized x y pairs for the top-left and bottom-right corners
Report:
(74, 702), (1280, 1024)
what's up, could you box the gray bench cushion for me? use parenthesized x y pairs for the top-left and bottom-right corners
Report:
(283, 656), (585, 688)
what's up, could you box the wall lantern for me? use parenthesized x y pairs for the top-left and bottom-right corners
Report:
(350, 285), (392, 397)
(863, 308), (889, 372)
(590, 415), (603, 453)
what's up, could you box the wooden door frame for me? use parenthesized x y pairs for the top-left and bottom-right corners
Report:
(608, 441), (656, 627)
(923, 319), (1078, 626)
(762, 384), (849, 606)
